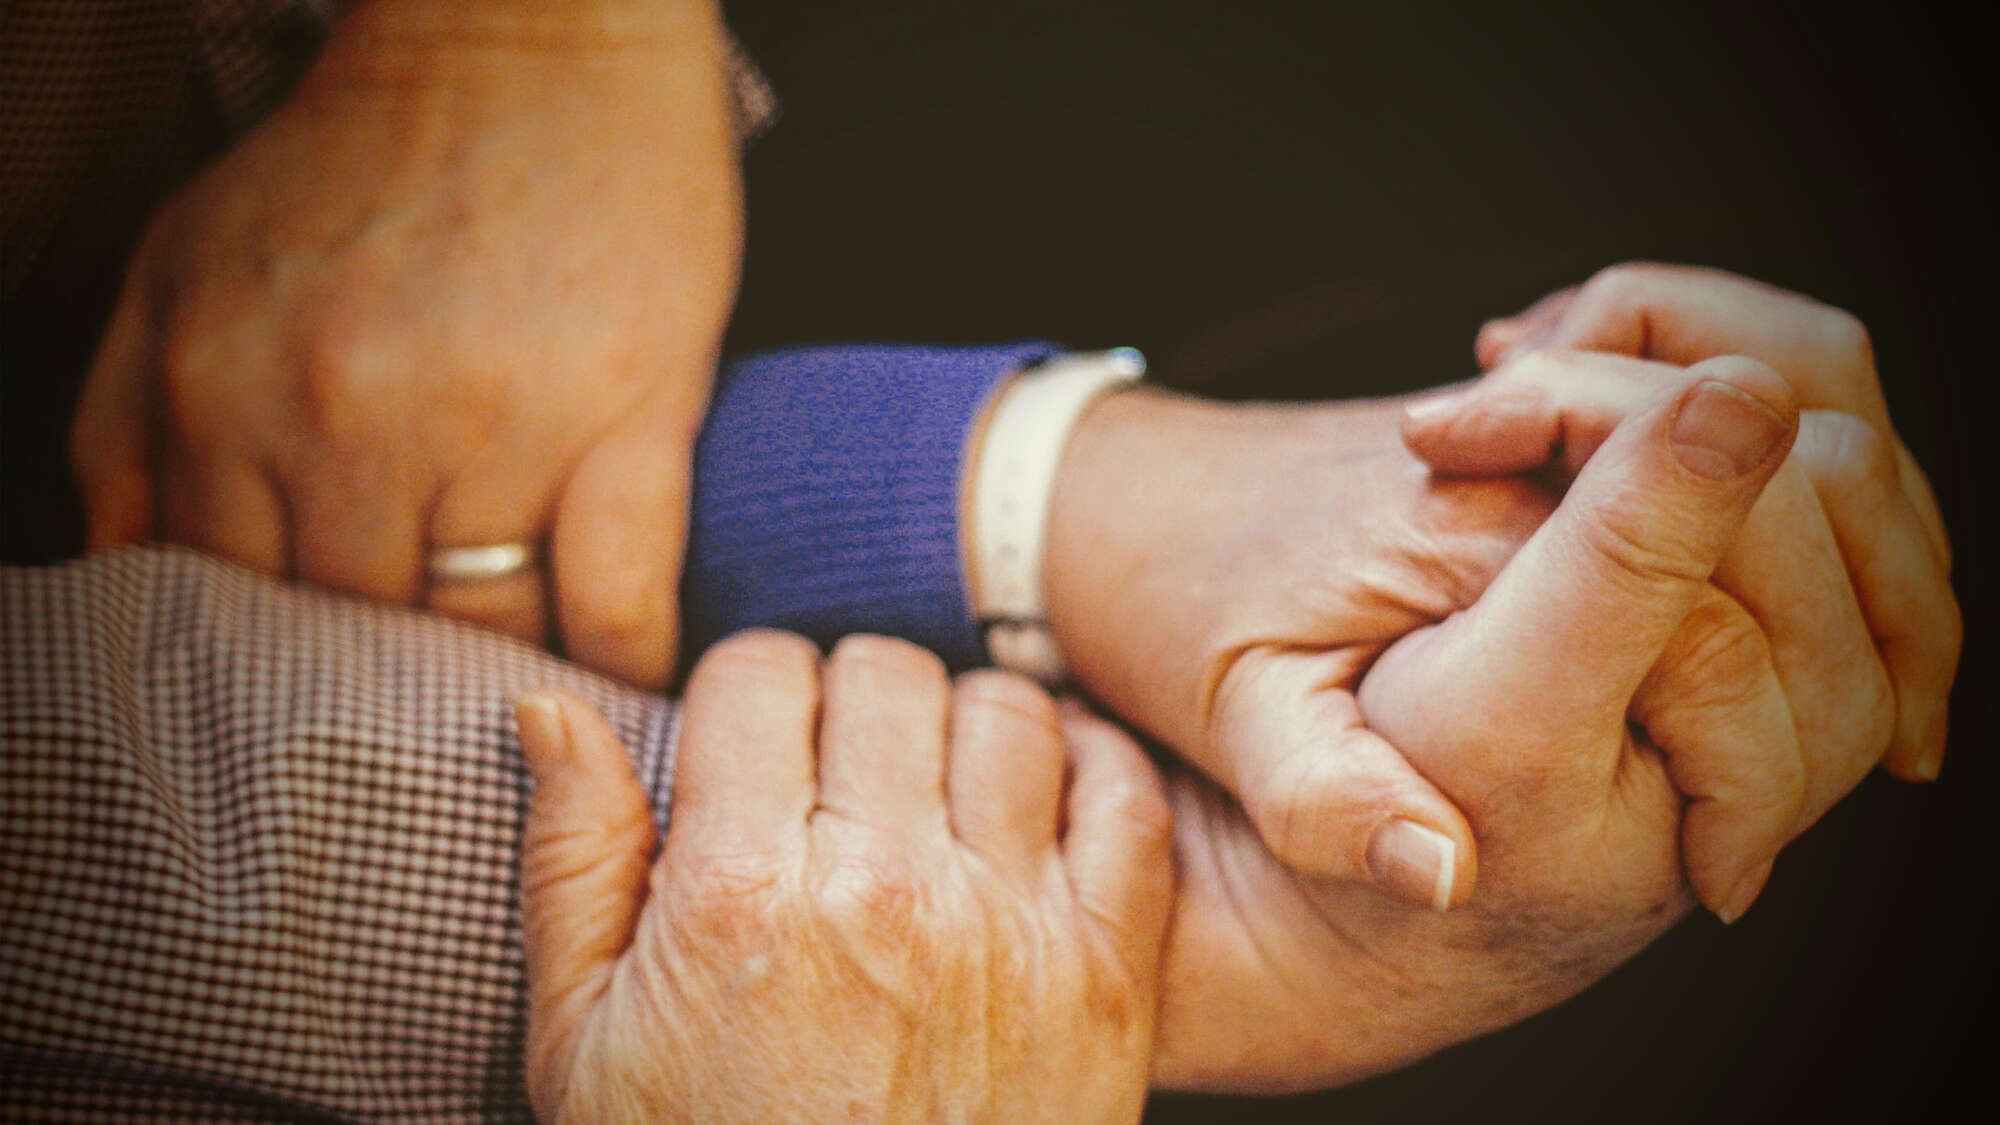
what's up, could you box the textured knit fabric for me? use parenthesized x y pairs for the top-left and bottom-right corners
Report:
(683, 341), (1056, 669)
(0, 546), (677, 1122)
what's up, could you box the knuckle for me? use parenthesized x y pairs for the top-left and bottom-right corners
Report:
(1252, 744), (1343, 870)
(1669, 600), (1776, 710)
(674, 849), (787, 945)
(292, 309), (381, 444)
(1816, 305), (1875, 371)
(155, 320), (225, 446)
(1934, 588), (1966, 665)
(1576, 500), (1712, 591)
(691, 629), (821, 698)
(953, 669), (1058, 732)
(1805, 411), (1897, 496)
(1851, 661), (1898, 763)
(1581, 261), (1651, 308)
(1810, 653), (1897, 779)
(1106, 767), (1175, 855)
(828, 633), (949, 694)
(817, 843), (926, 953)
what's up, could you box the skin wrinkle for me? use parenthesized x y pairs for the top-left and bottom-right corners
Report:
(1188, 775), (1359, 1019)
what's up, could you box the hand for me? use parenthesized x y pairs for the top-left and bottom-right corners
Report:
(1450, 263), (1959, 779)
(1149, 361), (1802, 1091)
(515, 632), (1173, 1123)
(1043, 386), (1552, 908)
(69, 0), (743, 687)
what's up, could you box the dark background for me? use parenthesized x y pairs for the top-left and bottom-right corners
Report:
(720, 2), (1991, 1122)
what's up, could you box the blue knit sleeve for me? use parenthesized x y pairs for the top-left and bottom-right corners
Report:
(682, 342), (1057, 670)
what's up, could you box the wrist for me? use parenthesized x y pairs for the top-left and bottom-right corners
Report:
(959, 351), (1145, 684)
(1041, 385), (1224, 745)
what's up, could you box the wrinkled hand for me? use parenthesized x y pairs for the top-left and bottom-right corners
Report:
(70, 0), (743, 687)
(1149, 362), (1802, 1092)
(515, 632), (1172, 1123)
(1449, 263), (1959, 780)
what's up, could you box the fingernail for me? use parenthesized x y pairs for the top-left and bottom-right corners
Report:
(1914, 704), (1949, 781)
(1368, 818), (1458, 912)
(1671, 380), (1789, 479)
(513, 692), (569, 772)
(1716, 859), (1775, 924)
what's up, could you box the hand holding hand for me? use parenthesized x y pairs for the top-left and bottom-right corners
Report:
(1150, 360), (1804, 1091)
(1042, 387), (1554, 908)
(1445, 263), (1959, 780)
(70, 0), (743, 687)
(515, 632), (1172, 1123)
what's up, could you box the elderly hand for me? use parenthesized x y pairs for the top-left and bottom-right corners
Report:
(514, 632), (1172, 1124)
(69, 0), (743, 687)
(1150, 361), (1807, 1091)
(1444, 263), (1958, 781)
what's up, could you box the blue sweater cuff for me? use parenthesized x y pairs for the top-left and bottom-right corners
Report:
(683, 342), (1058, 670)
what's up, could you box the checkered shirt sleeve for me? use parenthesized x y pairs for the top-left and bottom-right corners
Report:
(1, 546), (680, 1122)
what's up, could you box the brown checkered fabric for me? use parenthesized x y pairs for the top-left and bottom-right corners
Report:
(1, 546), (680, 1122)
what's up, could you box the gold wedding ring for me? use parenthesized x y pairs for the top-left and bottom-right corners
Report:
(427, 542), (536, 582)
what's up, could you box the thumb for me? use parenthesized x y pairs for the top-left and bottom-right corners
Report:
(1214, 647), (1477, 910)
(516, 689), (658, 1110)
(1392, 357), (1797, 737)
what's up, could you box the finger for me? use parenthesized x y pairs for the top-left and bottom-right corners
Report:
(1539, 264), (1895, 431)
(515, 689), (657, 1098)
(288, 469), (427, 604)
(814, 635), (951, 842)
(945, 670), (1066, 879)
(1403, 353), (1895, 820)
(667, 629), (820, 856)
(1528, 262), (1955, 562)
(1474, 285), (1578, 369)
(160, 451), (288, 574)
(427, 475), (559, 646)
(1496, 264), (1952, 566)
(1394, 358), (1797, 735)
(1895, 442), (1952, 571)
(1057, 699), (1174, 971)
(1213, 646), (1476, 910)
(1632, 589), (1805, 923)
(1794, 411), (1962, 782)
(1713, 458), (1891, 829)
(70, 282), (160, 550)
(552, 398), (702, 690)
(1403, 349), (1684, 478)
(426, 568), (548, 646)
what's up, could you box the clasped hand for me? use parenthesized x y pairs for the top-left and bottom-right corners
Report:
(1049, 264), (1957, 924)
(509, 266), (1959, 1106)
